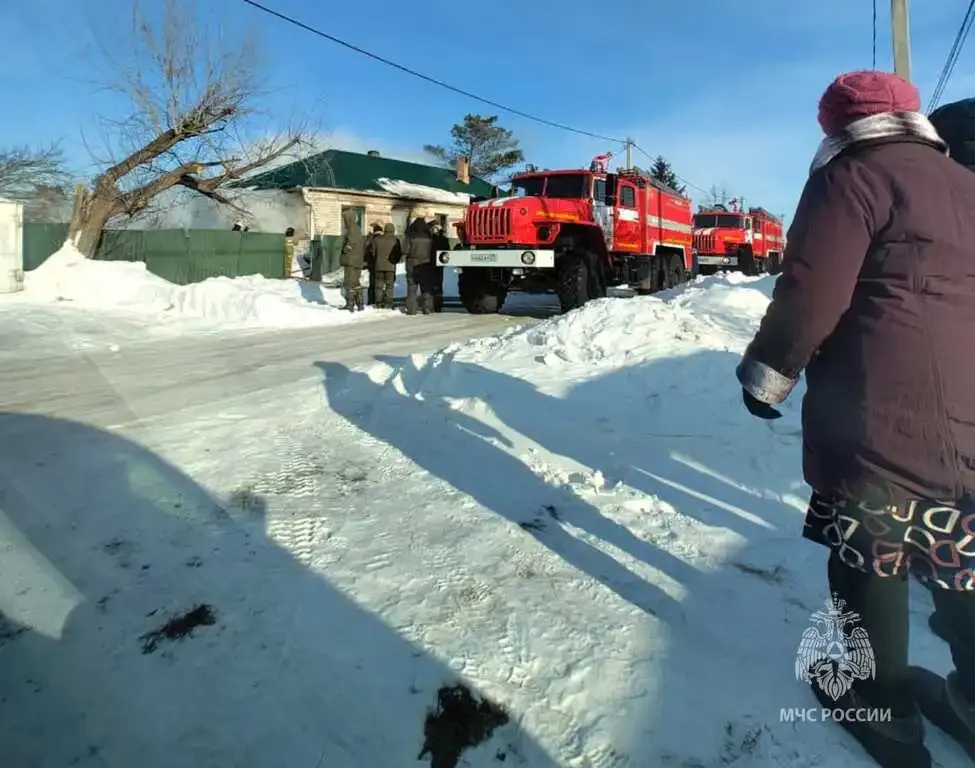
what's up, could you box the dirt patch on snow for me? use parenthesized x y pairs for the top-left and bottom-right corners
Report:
(418, 683), (509, 768)
(140, 603), (217, 655)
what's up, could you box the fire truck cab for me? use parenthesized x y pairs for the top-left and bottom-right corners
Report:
(441, 158), (694, 315)
(692, 202), (784, 276)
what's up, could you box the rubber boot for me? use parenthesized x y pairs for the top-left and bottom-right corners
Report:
(809, 680), (930, 768)
(911, 667), (975, 760)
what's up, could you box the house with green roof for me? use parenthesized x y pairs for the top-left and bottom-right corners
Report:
(234, 148), (495, 242)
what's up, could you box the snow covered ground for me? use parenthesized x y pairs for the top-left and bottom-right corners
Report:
(14, 243), (396, 335)
(0, 272), (961, 768)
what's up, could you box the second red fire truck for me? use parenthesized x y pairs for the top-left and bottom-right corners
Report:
(691, 201), (785, 275)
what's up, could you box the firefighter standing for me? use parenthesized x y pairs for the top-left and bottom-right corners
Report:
(430, 221), (450, 313)
(367, 222), (401, 309)
(364, 222), (383, 306)
(403, 214), (435, 315)
(340, 208), (365, 311)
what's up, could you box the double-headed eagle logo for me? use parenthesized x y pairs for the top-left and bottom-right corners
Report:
(795, 594), (876, 701)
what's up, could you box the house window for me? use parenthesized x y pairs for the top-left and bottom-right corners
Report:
(390, 206), (410, 238)
(341, 205), (366, 234)
(436, 214), (448, 231)
(620, 184), (636, 207)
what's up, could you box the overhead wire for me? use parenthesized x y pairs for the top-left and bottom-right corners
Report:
(239, 0), (624, 143)
(632, 143), (709, 196)
(872, 0), (877, 68)
(927, 0), (975, 113)
(239, 0), (710, 196)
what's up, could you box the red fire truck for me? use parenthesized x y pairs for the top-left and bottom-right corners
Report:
(441, 155), (694, 315)
(691, 201), (784, 275)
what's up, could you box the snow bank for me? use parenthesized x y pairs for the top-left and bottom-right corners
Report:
(426, 272), (774, 376)
(375, 178), (471, 206)
(21, 243), (389, 328)
(348, 272), (938, 765)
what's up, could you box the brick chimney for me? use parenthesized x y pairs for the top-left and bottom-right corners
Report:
(455, 156), (470, 185)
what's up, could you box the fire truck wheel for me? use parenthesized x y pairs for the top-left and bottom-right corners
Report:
(589, 258), (608, 299)
(458, 269), (504, 314)
(665, 255), (686, 288)
(737, 246), (757, 276)
(557, 252), (591, 313)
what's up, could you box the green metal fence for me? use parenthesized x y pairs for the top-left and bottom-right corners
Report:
(23, 224), (288, 284)
(23, 223), (69, 272)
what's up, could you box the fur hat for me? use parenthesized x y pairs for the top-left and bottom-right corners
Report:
(818, 70), (921, 136)
(930, 97), (975, 171)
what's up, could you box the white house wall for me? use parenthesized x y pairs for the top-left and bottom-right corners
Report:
(303, 189), (468, 237)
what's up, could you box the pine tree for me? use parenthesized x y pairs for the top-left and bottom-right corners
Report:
(648, 155), (686, 195)
(423, 115), (525, 180)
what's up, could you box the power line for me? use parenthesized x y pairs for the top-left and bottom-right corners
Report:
(239, 0), (624, 143)
(927, 0), (975, 113)
(240, 0), (711, 198)
(632, 143), (709, 195)
(872, 0), (877, 68)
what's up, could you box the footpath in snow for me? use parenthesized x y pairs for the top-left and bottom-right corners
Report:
(0, 272), (961, 768)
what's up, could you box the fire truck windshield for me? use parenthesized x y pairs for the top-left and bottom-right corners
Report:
(694, 214), (743, 228)
(511, 174), (589, 200)
(512, 177), (545, 197)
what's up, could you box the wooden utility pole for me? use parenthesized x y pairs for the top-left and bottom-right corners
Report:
(891, 0), (912, 80)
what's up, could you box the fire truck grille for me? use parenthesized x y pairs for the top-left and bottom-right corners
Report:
(468, 206), (511, 240)
(693, 233), (715, 253)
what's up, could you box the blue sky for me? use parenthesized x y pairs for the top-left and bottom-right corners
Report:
(2, 0), (974, 221)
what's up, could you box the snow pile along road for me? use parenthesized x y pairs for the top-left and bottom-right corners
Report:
(340, 272), (957, 766)
(21, 242), (392, 328)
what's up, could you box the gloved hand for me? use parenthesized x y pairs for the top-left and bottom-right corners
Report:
(742, 388), (782, 420)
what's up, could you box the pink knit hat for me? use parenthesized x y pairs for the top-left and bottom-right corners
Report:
(818, 70), (921, 136)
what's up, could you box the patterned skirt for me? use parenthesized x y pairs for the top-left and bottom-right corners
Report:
(804, 489), (975, 590)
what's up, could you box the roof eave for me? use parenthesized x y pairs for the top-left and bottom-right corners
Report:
(303, 186), (472, 204)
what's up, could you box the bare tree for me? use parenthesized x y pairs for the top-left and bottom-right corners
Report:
(68, 0), (312, 257)
(0, 145), (70, 201)
(699, 184), (732, 210)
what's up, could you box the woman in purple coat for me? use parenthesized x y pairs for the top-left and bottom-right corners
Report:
(737, 71), (975, 768)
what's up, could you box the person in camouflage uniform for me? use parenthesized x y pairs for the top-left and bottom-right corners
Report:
(365, 222), (383, 306)
(366, 222), (401, 309)
(430, 221), (450, 313)
(284, 227), (298, 279)
(403, 214), (435, 315)
(340, 208), (365, 311)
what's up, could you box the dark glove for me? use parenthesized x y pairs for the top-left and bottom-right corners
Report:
(742, 388), (782, 420)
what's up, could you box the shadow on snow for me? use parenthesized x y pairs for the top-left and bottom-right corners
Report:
(0, 412), (558, 768)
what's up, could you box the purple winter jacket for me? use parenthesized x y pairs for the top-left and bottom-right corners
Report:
(738, 135), (975, 503)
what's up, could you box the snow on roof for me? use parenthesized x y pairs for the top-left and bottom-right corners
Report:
(374, 178), (471, 206)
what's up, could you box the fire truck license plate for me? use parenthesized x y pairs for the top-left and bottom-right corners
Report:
(471, 253), (497, 262)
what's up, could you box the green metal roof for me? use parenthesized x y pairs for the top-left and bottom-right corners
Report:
(233, 149), (495, 198)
